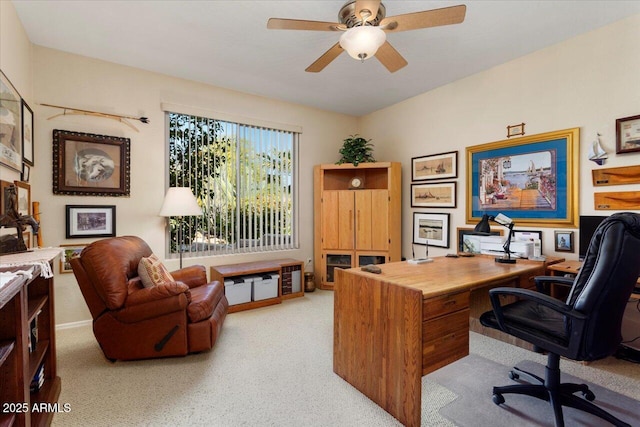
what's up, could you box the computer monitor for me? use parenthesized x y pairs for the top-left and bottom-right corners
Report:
(578, 215), (607, 261)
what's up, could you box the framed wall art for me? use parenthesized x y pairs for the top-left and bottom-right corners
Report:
(457, 227), (503, 254)
(411, 151), (457, 181)
(411, 182), (456, 208)
(616, 114), (640, 154)
(60, 243), (87, 273)
(413, 212), (450, 248)
(13, 181), (30, 216)
(466, 128), (579, 228)
(554, 230), (574, 252)
(0, 70), (23, 172)
(66, 205), (116, 238)
(21, 99), (34, 166)
(53, 129), (131, 196)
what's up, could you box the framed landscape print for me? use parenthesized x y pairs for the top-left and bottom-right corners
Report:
(411, 182), (456, 208)
(22, 99), (34, 166)
(66, 205), (116, 238)
(413, 212), (450, 248)
(411, 151), (457, 181)
(0, 70), (23, 172)
(53, 129), (131, 196)
(466, 128), (579, 228)
(457, 227), (503, 253)
(60, 244), (87, 273)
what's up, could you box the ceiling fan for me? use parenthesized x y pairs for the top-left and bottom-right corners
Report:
(267, 1), (466, 73)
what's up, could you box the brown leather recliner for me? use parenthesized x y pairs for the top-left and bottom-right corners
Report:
(70, 236), (228, 361)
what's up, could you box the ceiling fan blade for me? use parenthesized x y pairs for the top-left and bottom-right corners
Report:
(305, 43), (344, 73)
(354, 0), (381, 23)
(267, 18), (342, 32)
(380, 5), (466, 33)
(375, 41), (408, 73)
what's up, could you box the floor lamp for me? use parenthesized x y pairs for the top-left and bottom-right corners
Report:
(159, 187), (203, 269)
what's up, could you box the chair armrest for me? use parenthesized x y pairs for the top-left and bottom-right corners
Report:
(115, 293), (189, 323)
(125, 282), (190, 306)
(170, 265), (207, 288)
(488, 287), (586, 331)
(534, 275), (575, 293)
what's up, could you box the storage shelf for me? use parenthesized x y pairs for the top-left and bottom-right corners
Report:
(28, 296), (47, 323)
(0, 340), (15, 365)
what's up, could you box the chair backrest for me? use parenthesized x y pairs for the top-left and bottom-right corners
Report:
(71, 236), (153, 314)
(566, 212), (640, 360)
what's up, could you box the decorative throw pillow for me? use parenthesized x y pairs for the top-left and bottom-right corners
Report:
(138, 254), (175, 288)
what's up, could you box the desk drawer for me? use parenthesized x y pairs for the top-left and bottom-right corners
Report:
(422, 309), (469, 375)
(423, 291), (469, 321)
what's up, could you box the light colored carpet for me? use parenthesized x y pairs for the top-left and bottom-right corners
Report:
(52, 290), (640, 426)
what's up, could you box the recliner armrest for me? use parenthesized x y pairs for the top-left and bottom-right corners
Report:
(125, 282), (190, 306)
(114, 293), (189, 323)
(170, 265), (208, 288)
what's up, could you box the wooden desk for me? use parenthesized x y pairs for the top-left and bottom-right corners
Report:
(547, 260), (640, 300)
(333, 255), (556, 427)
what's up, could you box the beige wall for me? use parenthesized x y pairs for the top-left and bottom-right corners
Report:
(361, 14), (640, 261)
(2, 0), (639, 326)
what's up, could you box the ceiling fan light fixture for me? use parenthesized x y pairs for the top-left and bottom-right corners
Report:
(339, 26), (386, 61)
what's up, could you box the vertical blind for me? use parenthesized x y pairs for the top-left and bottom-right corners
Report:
(166, 111), (298, 257)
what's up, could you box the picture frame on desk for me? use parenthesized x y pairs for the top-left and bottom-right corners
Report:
(457, 227), (502, 254)
(413, 212), (449, 248)
(554, 230), (574, 252)
(466, 128), (579, 228)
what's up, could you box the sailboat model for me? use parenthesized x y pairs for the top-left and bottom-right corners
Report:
(589, 133), (608, 166)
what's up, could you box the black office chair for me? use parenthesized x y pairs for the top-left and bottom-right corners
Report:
(480, 212), (640, 427)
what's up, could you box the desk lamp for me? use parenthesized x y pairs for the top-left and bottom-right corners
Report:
(159, 187), (203, 268)
(474, 213), (516, 264)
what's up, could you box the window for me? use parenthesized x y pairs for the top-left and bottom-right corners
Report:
(166, 111), (298, 257)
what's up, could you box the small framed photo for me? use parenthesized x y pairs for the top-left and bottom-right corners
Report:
(22, 99), (34, 166)
(22, 163), (30, 182)
(411, 151), (457, 181)
(66, 205), (116, 238)
(60, 244), (87, 273)
(616, 114), (640, 154)
(554, 230), (574, 252)
(413, 212), (450, 248)
(507, 122), (525, 138)
(13, 181), (30, 216)
(411, 182), (456, 208)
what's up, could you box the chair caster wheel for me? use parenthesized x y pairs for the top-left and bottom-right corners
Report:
(493, 393), (505, 405)
(583, 390), (595, 401)
(508, 370), (519, 380)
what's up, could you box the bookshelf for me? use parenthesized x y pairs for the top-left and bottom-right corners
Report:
(0, 260), (60, 426)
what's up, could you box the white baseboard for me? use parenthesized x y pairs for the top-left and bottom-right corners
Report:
(56, 319), (92, 331)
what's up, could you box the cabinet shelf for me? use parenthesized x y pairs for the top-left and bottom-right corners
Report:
(0, 340), (15, 365)
(0, 260), (60, 427)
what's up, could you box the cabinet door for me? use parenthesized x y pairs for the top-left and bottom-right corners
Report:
(322, 191), (354, 250)
(355, 190), (389, 251)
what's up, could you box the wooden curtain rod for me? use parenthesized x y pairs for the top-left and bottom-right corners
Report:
(41, 103), (149, 132)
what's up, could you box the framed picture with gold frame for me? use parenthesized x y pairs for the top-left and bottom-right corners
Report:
(466, 128), (579, 228)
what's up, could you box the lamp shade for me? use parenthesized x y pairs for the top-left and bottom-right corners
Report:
(339, 26), (386, 61)
(473, 214), (492, 234)
(159, 187), (202, 217)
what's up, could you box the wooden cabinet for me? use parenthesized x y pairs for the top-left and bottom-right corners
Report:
(210, 259), (304, 313)
(0, 265), (60, 427)
(314, 162), (401, 289)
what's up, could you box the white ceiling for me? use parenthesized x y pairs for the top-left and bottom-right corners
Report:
(12, 1), (640, 117)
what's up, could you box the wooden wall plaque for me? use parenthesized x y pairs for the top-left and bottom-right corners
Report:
(592, 165), (640, 186)
(594, 191), (640, 210)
